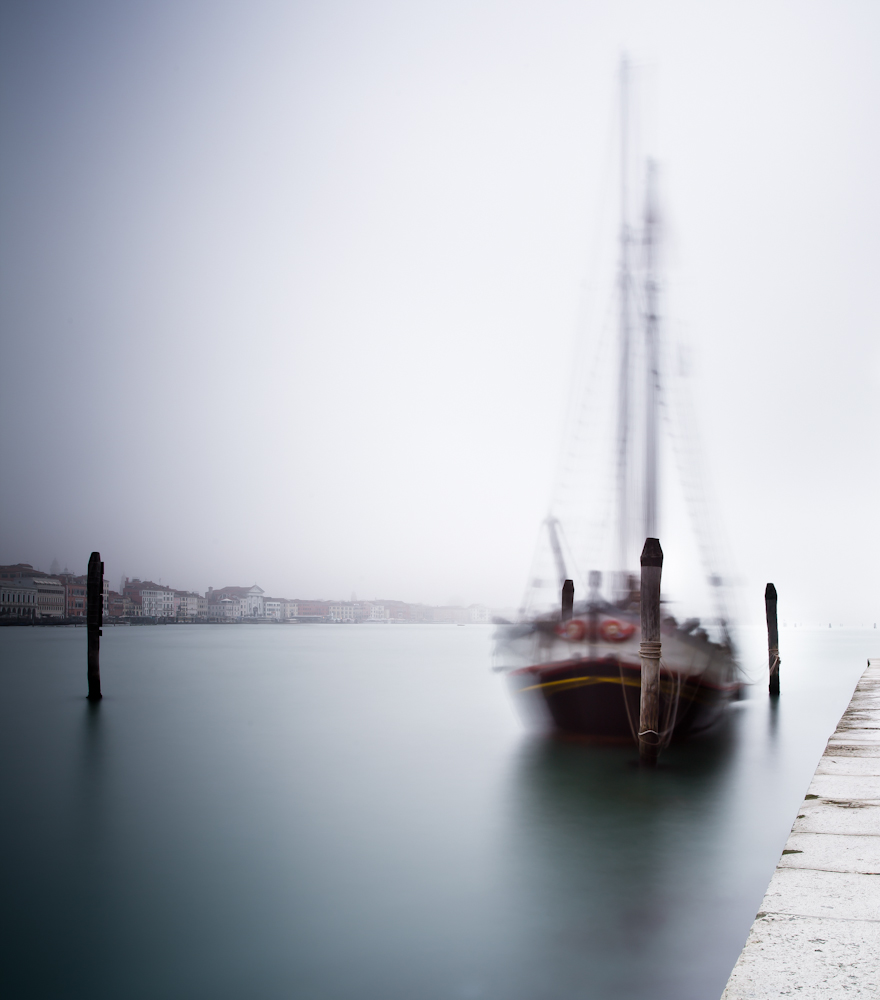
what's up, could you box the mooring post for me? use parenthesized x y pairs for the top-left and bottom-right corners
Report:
(765, 583), (780, 697)
(638, 538), (663, 765)
(588, 571), (601, 650)
(561, 579), (574, 622)
(87, 551), (103, 701)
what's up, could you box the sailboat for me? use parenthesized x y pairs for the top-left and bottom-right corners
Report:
(494, 62), (743, 745)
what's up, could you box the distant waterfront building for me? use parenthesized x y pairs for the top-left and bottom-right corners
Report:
(0, 575), (64, 618)
(141, 586), (174, 617)
(173, 591), (200, 617)
(0, 563), (47, 581)
(262, 598), (298, 620)
(432, 606), (469, 624)
(408, 604), (436, 623)
(0, 580), (37, 618)
(208, 597), (237, 618)
(124, 579), (175, 618)
(293, 600), (331, 620)
(106, 591), (126, 617)
(206, 585), (265, 618)
(62, 576), (87, 617)
(31, 578), (65, 618)
(329, 603), (356, 622)
(374, 600), (415, 622)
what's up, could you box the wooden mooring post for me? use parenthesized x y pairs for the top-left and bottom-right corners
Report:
(638, 538), (663, 765)
(87, 551), (103, 701)
(561, 579), (574, 621)
(765, 583), (780, 697)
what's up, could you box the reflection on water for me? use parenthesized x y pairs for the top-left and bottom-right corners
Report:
(500, 730), (741, 998)
(0, 625), (874, 999)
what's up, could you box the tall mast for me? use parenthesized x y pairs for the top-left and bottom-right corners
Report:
(643, 159), (659, 539)
(615, 56), (631, 598)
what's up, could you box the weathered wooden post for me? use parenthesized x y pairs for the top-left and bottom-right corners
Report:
(765, 583), (780, 697)
(561, 579), (574, 622)
(87, 551), (103, 701)
(638, 538), (663, 766)
(588, 570), (601, 650)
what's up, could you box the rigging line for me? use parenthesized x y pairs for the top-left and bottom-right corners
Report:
(519, 520), (551, 619)
(650, 317), (739, 640)
(554, 519), (585, 595)
(554, 311), (614, 454)
(657, 663), (684, 749)
(562, 58), (624, 409)
(625, 269), (649, 323)
(657, 362), (737, 642)
(562, 278), (618, 437)
(617, 658), (640, 745)
(615, 55), (632, 597)
(543, 67), (627, 592)
(548, 286), (617, 513)
(555, 429), (618, 583)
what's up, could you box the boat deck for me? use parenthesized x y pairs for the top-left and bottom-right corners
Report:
(720, 658), (880, 998)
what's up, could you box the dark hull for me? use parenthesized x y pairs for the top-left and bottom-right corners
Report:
(509, 655), (739, 743)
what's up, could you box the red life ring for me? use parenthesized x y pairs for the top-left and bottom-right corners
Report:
(556, 618), (587, 642)
(599, 618), (636, 642)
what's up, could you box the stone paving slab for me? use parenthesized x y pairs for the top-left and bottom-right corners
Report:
(720, 913), (880, 999)
(828, 729), (880, 743)
(843, 709), (880, 722)
(761, 867), (880, 921)
(815, 756), (880, 776)
(821, 742), (880, 757)
(778, 833), (880, 874)
(792, 797), (880, 836)
(721, 659), (880, 998)
(807, 774), (880, 798)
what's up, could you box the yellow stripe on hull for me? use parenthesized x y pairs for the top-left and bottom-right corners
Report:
(517, 673), (710, 702)
(517, 675), (641, 694)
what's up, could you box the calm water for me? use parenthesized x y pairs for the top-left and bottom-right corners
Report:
(0, 623), (875, 999)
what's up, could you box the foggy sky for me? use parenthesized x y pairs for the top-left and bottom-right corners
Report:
(1, 0), (878, 627)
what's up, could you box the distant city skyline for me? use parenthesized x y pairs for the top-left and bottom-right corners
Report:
(1, 560), (494, 623)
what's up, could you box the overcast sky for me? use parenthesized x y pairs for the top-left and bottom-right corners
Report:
(1, 0), (878, 627)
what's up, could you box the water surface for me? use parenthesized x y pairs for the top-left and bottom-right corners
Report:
(0, 623), (874, 999)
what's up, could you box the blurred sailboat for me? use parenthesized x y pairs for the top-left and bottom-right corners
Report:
(494, 61), (743, 744)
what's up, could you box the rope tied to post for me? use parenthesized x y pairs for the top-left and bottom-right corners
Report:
(769, 647), (780, 676)
(639, 640), (662, 660)
(618, 656), (682, 750)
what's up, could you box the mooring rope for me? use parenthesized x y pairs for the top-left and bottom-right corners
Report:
(619, 646), (685, 751)
(634, 642), (661, 744)
(657, 666), (684, 750)
(618, 658), (640, 743)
